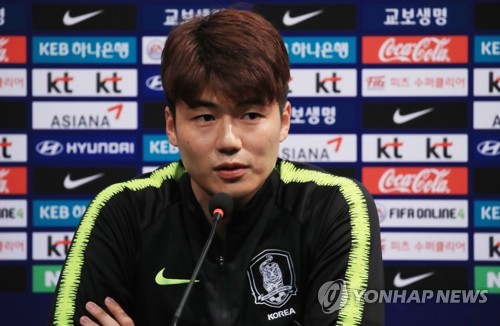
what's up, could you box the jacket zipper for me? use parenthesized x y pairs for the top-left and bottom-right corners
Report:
(217, 254), (230, 323)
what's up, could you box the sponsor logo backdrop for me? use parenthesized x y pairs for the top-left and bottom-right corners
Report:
(0, 0), (499, 325)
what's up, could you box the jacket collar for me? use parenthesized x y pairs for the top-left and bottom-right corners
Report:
(179, 167), (280, 260)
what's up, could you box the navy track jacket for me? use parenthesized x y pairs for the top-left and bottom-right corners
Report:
(49, 160), (384, 325)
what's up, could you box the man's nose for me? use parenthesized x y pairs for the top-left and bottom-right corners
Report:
(215, 119), (242, 154)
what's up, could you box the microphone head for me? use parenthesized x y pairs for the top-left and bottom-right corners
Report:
(209, 192), (234, 218)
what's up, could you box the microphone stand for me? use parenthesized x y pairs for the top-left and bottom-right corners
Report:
(170, 212), (223, 326)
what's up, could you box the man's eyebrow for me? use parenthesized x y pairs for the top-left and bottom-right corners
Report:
(187, 97), (265, 108)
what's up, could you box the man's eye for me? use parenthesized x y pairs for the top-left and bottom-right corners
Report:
(243, 112), (262, 120)
(195, 115), (214, 122)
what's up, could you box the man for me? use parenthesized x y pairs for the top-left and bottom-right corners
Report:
(49, 8), (383, 326)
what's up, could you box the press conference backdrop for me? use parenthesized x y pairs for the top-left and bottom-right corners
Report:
(0, 0), (499, 324)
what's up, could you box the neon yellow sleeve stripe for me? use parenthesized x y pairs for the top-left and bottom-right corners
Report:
(279, 161), (371, 326)
(53, 162), (185, 325)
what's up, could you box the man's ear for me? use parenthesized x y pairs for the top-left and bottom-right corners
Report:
(165, 106), (178, 146)
(280, 101), (291, 142)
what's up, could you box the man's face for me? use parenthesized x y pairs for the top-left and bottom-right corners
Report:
(165, 89), (290, 209)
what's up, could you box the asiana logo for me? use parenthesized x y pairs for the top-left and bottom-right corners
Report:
(247, 249), (297, 308)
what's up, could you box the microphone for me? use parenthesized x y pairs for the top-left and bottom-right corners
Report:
(209, 192), (234, 222)
(171, 193), (234, 326)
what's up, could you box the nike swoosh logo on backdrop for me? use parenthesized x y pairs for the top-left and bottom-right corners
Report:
(63, 9), (104, 26)
(63, 173), (104, 190)
(393, 107), (434, 124)
(393, 271), (434, 288)
(282, 10), (324, 26)
(155, 268), (199, 286)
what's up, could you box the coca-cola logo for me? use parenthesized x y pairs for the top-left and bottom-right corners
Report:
(378, 37), (451, 63)
(378, 168), (451, 194)
(0, 38), (9, 63)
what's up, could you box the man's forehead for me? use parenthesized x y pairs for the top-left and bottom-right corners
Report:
(191, 89), (265, 107)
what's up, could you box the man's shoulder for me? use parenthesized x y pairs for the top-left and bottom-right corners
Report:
(276, 159), (372, 211)
(132, 161), (186, 190)
(277, 159), (361, 190)
(276, 160), (376, 229)
(94, 161), (186, 206)
(82, 161), (187, 228)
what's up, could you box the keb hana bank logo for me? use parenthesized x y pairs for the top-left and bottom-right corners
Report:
(362, 36), (468, 64)
(362, 167), (468, 195)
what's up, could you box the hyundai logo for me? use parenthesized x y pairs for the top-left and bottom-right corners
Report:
(36, 140), (64, 156)
(146, 75), (163, 91)
(477, 140), (500, 156)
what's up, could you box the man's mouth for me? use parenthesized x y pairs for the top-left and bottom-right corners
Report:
(214, 163), (248, 180)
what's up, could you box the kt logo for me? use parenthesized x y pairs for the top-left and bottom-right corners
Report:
(427, 137), (452, 159)
(48, 72), (73, 93)
(96, 72), (122, 93)
(489, 72), (500, 93)
(48, 235), (72, 257)
(316, 73), (341, 94)
(377, 138), (403, 159)
(0, 137), (12, 159)
(490, 236), (500, 258)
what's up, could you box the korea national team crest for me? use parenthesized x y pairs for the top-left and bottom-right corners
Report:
(247, 249), (297, 308)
